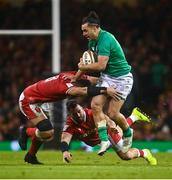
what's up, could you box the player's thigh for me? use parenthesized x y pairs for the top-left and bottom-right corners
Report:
(19, 100), (47, 126)
(99, 73), (133, 100)
(91, 94), (107, 112)
(30, 114), (47, 126)
(108, 98), (124, 116)
(19, 93), (46, 120)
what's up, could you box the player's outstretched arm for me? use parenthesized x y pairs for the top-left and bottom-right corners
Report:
(106, 87), (123, 100)
(60, 132), (73, 163)
(67, 87), (88, 96)
(64, 70), (84, 82)
(86, 76), (99, 85)
(63, 151), (72, 163)
(67, 86), (122, 98)
(67, 86), (107, 96)
(72, 70), (84, 82)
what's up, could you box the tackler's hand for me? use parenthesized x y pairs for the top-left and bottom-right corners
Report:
(63, 151), (72, 163)
(106, 87), (123, 101)
(78, 58), (85, 70)
(63, 74), (74, 80)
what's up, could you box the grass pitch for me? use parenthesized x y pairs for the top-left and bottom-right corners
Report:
(0, 151), (172, 179)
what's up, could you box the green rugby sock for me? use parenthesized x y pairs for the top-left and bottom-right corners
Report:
(98, 126), (108, 141)
(123, 127), (132, 137)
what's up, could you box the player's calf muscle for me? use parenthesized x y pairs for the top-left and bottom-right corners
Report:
(117, 151), (131, 160)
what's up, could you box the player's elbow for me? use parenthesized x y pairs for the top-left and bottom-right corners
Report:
(97, 56), (108, 71)
(67, 87), (87, 96)
(97, 64), (106, 71)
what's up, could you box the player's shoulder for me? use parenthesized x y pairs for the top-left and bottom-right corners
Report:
(96, 30), (113, 47)
(84, 108), (93, 116)
(64, 117), (75, 128)
(102, 30), (115, 40)
(84, 107), (91, 112)
(66, 116), (74, 124)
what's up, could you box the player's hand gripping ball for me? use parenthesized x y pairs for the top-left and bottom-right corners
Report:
(82, 50), (97, 65)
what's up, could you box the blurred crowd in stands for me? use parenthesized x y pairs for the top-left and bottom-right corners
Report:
(0, 35), (52, 141)
(0, 0), (52, 141)
(0, 0), (172, 141)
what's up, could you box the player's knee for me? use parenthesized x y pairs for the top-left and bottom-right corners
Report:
(36, 119), (53, 132)
(91, 101), (103, 113)
(36, 129), (54, 141)
(36, 119), (54, 141)
(42, 129), (54, 141)
(117, 151), (130, 160)
(108, 110), (119, 120)
(123, 152), (132, 160)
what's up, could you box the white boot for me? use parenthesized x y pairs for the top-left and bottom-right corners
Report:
(98, 140), (111, 156)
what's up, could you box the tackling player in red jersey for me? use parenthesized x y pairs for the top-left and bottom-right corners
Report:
(60, 100), (157, 165)
(18, 71), (120, 164)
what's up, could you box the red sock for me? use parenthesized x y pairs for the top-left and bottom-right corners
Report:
(126, 117), (133, 126)
(26, 128), (36, 138)
(138, 149), (144, 157)
(28, 137), (43, 156)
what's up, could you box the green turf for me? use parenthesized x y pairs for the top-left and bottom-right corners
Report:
(0, 151), (172, 179)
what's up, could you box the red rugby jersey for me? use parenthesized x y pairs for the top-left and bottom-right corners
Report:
(23, 71), (78, 103)
(63, 108), (100, 146)
(63, 108), (122, 147)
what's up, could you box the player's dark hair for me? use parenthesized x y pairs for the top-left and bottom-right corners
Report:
(75, 79), (91, 87)
(82, 11), (100, 26)
(66, 99), (78, 112)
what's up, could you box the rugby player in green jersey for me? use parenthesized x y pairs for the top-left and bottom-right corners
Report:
(75, 11), (134, 155)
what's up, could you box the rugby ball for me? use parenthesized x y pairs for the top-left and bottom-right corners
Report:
(82, 50), (96, 65)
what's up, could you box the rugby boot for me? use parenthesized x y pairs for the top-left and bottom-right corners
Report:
(18, 125), (28, 150)
(24, 152), (43, 165)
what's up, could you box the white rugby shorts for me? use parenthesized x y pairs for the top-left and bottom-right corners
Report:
(96, 72), (133, 100)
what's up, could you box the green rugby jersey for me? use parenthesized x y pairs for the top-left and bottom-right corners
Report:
(88, 29), (131, 77)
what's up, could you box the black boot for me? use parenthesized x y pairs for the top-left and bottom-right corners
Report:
(18, 125), (28, 150)
(24, 153), (43, 165)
